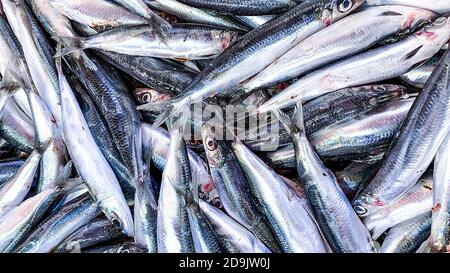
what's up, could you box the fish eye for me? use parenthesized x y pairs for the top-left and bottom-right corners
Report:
(338, 0), (353, 13)
(433, 17), (447, 26)
(205, 137), (218, 151)
(141, 93), (152, 103)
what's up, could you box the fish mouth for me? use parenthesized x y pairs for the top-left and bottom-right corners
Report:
(352, 201), (369, 216)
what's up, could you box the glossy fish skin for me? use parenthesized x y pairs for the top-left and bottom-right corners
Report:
(0, 186), (64, 252)
(354, 46), (450, 217)
(144, 0), (249, 31)
(66, 73), (134, 191)
(14, 193), (101, 253)
(29, 0), (77, 39)
(3, 0), (62, 129)
(0, 100), (35, 153)
(58, 59), (134, 236)
(365, 0), (450, 15)
(379, 213), (431, 253)
(0, 141), (49, 220)
(277, 104), (375, 253)
(95, 50), (197, 95)
(235, 15), (275, 28)
(61, 25), (237, 61)
(178, 0), (297, 16)
(258, 17), (450, 112)
(310, 98), (414, 160)
(67, 54), (141, 189)
(53, 217), (124, 253)
(49, 0), (147, 31)
(0, 159), (24, 186)
(0, 14), (24, 76)
(157, 124), (195, 253)
(400, 52), (442, 88)
(201, 123), (280, 252)
(423, 131), (450, 251)
(140, 0), (364, 124)
(231, 137), (328, 253)
(243, 5), (437, 92)
(362, 176), (433, 240)
(303, 84), (409, 136)
(199, 200), (271, 253)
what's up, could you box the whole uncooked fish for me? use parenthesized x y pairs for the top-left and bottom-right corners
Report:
(199, 199), (271, 253)
(258, 17), (450, 112)
(157, 122), (195, 253)
(365, 0), (450, 15)
(60, 25), (237, 61)
(178, 0), (297, 15)
(144, 0), (249, 31)
(230, 133), (328, 253)
(242, 5), (437, 91)
(362, 175), (433, 240)
(139, 0), (364, 126)
(201, 123), (280, 252)
(354, 47), (450, 217)
(14, 193), (101, 253)
(276, 103), (375, 253)
(58, 58), (134, 236)
(54, 217), (124, 253)
(0, 141), (50, 220)
(379, 212), (431, 253)
(49, 0), (147, 31)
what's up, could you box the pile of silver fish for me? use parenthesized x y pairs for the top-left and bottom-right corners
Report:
(0, 0), (449, 253)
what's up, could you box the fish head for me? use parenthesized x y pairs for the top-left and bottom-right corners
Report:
(328, 0), (366, 24)
(132, 88), (173, 105)
(352, 193), (385, 216)
(201, 123), (227, 167)
(396, 6), (438, 31)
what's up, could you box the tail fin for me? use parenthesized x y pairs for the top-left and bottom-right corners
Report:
(54, 36), (87, 57)
(273, 101), (305, 137)
(142, 5), (172, 43)
(416, 238), (446, 253)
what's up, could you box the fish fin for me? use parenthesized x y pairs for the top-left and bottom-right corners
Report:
(403, 45), (424, 61)
(273, 101), (305, 137)
(142, 6), (172, 44)
(416, 239), (445, 253)
(54, 36), (87, 57)
(0, 67), (20, 96)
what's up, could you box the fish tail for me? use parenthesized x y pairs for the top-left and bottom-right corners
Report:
(416, 238), (445, 253)
(143, 7), (172, 43)
(273, 101), (305, 137)
(54, 36), (87, 57)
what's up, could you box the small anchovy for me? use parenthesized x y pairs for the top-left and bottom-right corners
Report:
(230, 133), (329, 253)
(276, 103), (375, 253)
(258, 17), (450, 112)
(60, 25), (237, 61)
(144, 0), (249, 31)
(201, 123), (280, 252)
(242, 5), (437, 92)
(14, 193), (101, 253)
(362, 175), (433, 240)
(178, 0), (298, 16)
(379, 212), (432, 253)
(58, 58), (134, 236)
(53, 217), (124, 253)
(49, 0), (147, 31)
(354, 46), (450, 217)
(199, 199), (271, 253)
